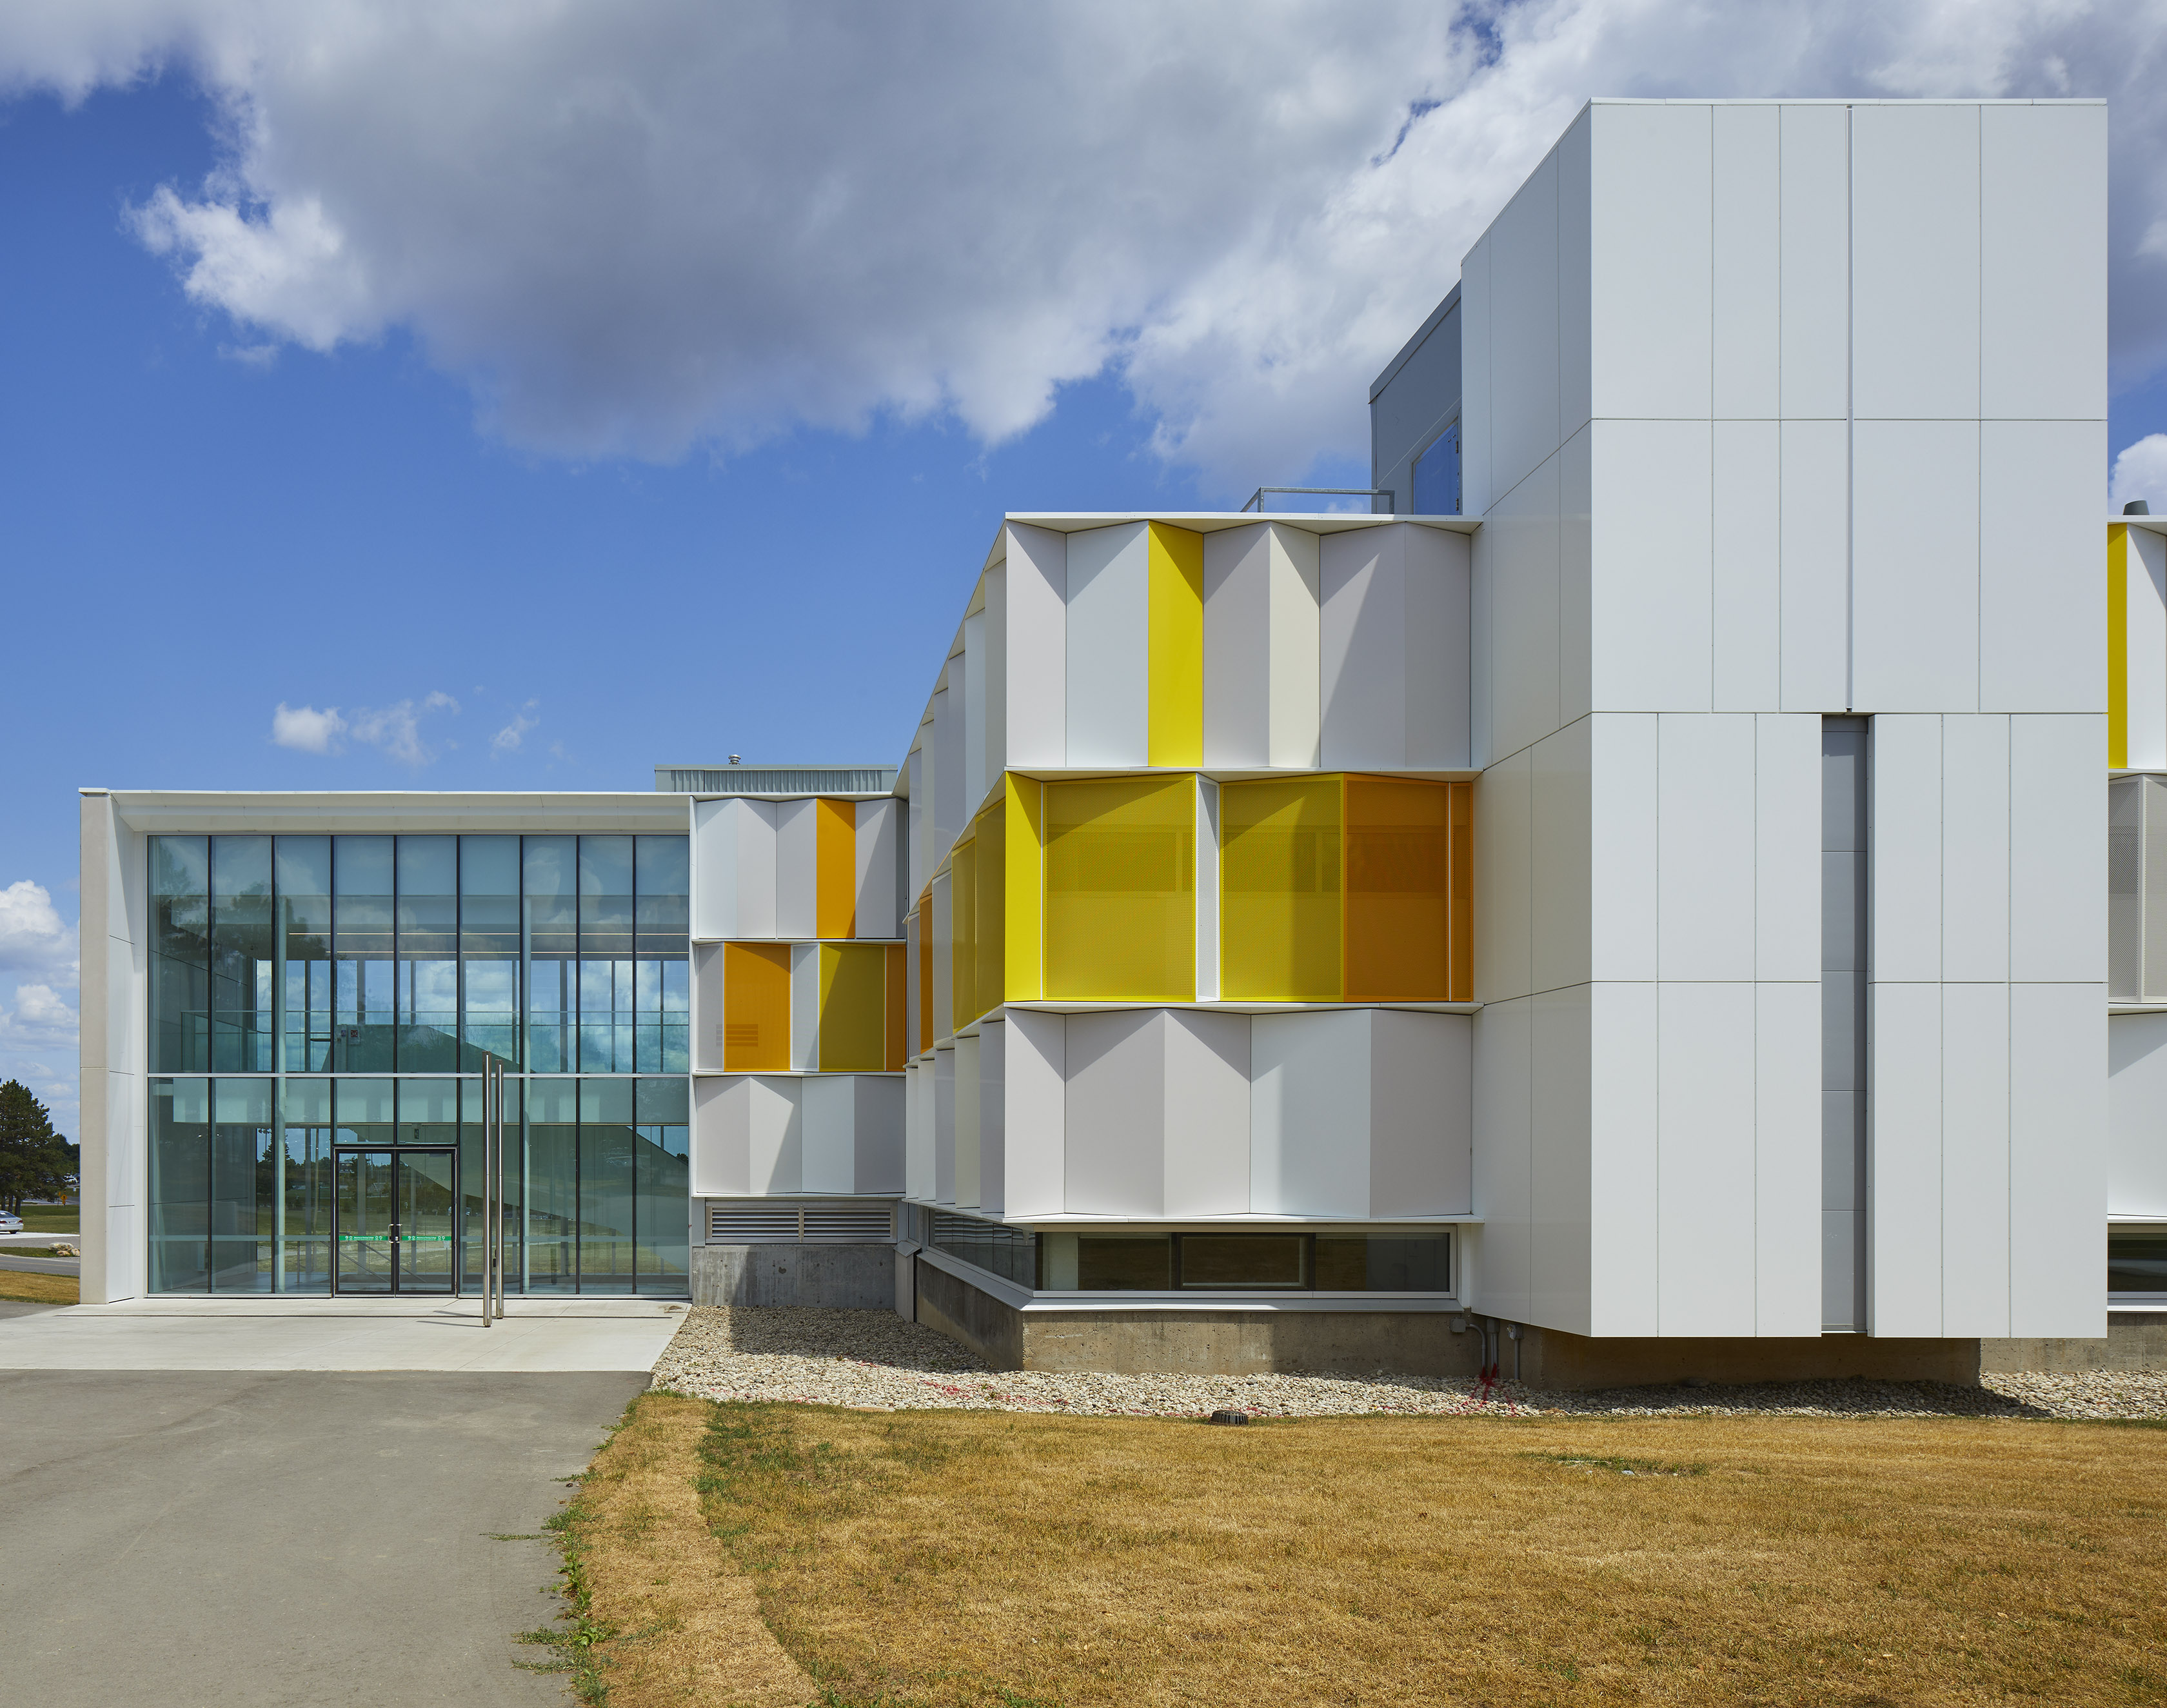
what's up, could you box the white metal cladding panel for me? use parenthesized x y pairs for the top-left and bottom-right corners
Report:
(1531, 718), (1592, 996)
(2009, 983), (2106, 1337)
(1657, 714), (1756, 983)
(1474, 747), (1534, 1002)
(1852, 103), (1981, 421)
(2010, 715), (2107, 984)
(1589, 419), (1713, 712)
(1713, 103), (1780, 420)
(1589, 102), (1712, 421)
(903, 909), (921, 1057)
(790, 943), (817, 1072)
(1065, 1009), (1166, 1216)
(692, 1075), (749, 1197)
(854, 799), (900, 940)
(1202, 522), (1274, 768)
(1981, 103), (2107, 423)
(931, 872), (952, 1046)
(964, 608), (989, 815)
(1870, 980), (1944, 1337)
(1656, 981), (1757, 1336)
(1754, 979), (1823, 1336)
(1872, 715), (1943, 982)
(1713, 421), (1781, 713)
(1557, 108), (1592, 442)
(936, 662), (965, 854)
(773, 799), (818, 939)
(1469, 996), (1533, 1321)
(1940, 981), (2012, 1337)
(1588, 980), (1659, 1335)
(1460, 234), (1493, 519)
(906, 746), (925, 900)
(2108, 1011), (2167, 1217)
(1559, 425), (1593, 728)
(1324, 523), (1467, 770)
(1064, 521), (1150, 766)
(1194, 781), (1220, 1002)
(933, 1046), (956, 1206)
(749, 1075), (805, 1196)
(2130, 532), (2167, 771)
(982, 564), (1008, 798)
(1372, 1010), (1472, 1217)
(1778, 103), (1850, 421)
(1981, 421), (2108, 716)
(1487, 151), (1562, 506)
(1529, 984), (1592, 1335)
(1250, 1009), (1369, 1218)
(852, 1075), (905, 1197)
(1756, 713), (1824, 984)
(905, 1060), (936, 1200)
(1001, 1009), (1067, 1218)
(692, 944), (727, 1073)
(691, 798), (733, 938)
(1940, 717), (2012, 983)
(1469, 511), (1493, 768)
(1266, 526), (1324, 767)
(1003, 524), (1068, 769)
(954, 1033), (980, 1210)
(801, 1074), (857, 1195)
(1777, 419), (1850, 713)
(1589, 713), (1659, 984)
(1484, 451), (1563, 761)
(720, 797), (780, 938)
(1163, 1009), (1251, 1217)
(976, 1020), (1005, 1213)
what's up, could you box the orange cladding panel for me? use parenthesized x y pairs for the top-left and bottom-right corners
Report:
(1344, 776), (1452, 1001)
(721, 942), (792, 1071)
(815, 798), (856, 938)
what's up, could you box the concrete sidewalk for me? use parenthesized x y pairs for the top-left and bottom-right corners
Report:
(0, 1296), (687, 1372)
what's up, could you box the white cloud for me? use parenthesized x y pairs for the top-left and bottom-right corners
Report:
(271, 700), (346, 752)
(491, 700), (540, 756)
(0, 880), (73, 980)
(350, 691), (460, 766)
(2113, 433), (2167, 513)
(3, 1), (2166, 491)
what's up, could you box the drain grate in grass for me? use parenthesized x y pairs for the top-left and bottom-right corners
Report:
(1525, 1449), (1709, 1477)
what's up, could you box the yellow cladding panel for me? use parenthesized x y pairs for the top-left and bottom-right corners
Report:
(1344, 776), (1452, 1001)
(950, 831), (977, 1034)
(885, 943), (907, 1071)
(1044, 775), (1195, 1000)
(817, 944), (888, 1071)
(722, 942), (791, 1072)
(1005, 774), (1044, 1000)
(977, 798), (1006, 1021)
(1147, 522), (1205, 768)
(2110, 524), (2129, 771)
(815, 798), (856, 938)
(1220, 777), (1342, 1000)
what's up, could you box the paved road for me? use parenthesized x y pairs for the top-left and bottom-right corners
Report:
(0, 1252), (79, 1275)
(0, 1371), (649, 1705)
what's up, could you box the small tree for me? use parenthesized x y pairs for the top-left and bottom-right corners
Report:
(0, 1081), (75, 1213)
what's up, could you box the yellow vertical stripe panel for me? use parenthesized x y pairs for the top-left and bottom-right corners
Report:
(1448, 782), (1473, 1003)
(2110, 524), (2129, 770)
(815, 797), (856, 938)
(721, 942), (791, 1072)
(817, 944), (888, 1071)
(977, 798), (1006, 1017)
(1146, 522), (1205, 768)
(1218, 777), (1341, 1000)
(950, 833), (978, 1033)
(1004, 774), (1044, 1000)
(1044, 776), (1195, 1000)
(1344, 776), (1452, 1000)
(884, 943), (907, 1071)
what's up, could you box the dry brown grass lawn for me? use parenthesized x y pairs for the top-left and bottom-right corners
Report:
(573, 1394), (2167, 1707)
(0, 1270), (75, 1306)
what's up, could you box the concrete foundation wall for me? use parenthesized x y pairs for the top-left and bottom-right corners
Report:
(689, 1244), (895, 1309)
(1510, 1326), (1983, 1389)
(1981, 1314), (2167, 1373)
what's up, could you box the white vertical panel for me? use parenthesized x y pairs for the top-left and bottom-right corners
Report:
(1485, 450), (1561, 759)
(982, 563), (1008, 794)
(1777, 419), (1850, 713)
(854, 799), (899, 940)
(789, 942), (817, 1072)
(1202, 522), (1271, 768)
(1981, 421), (2108, 715)
(2010, 714), (2107, 984)
(1372, 1011), (1471, 1217)
(1249, 1010), (1369, 1218)
(903, 908), (920, 1064)
(1756, 713), (1823, 982)
(936, 662), (964, 854)
(747, 1075), (804, 1197)
(1469, 996), (1532, 1321)
(1002, 1009), (1066, 1216)
(962, 607), (988, 817)
(775, 799), (817, 938)
(1559, 424), (1593, 727)
(801, 1074), (855, 1195)
(1529, 984), (1591, 1335)
(1588, 419), (1713, 712)
(1318, 526), (1406, 770)
(1531, 718), (1590, 996)
(1872, 715), (1943, 982)
(1656, 982), (1757, 1336)
(1713, 421), (1781, 711)
(1854, 422), (1981, 713)
(1941, 716), (2011, 983)
(1981, 102), (2108, 423)
(1065, 1009), (1165, 1216)
(930, 870), (952, 1046)
(906, 744), (926, 902)
(1557, 108), (1593, 443)
(1266, 525), (1323, 767)
(1194, 779), (1220, 1002)
(692, 944), (727, 1073)
(1588, 980), (1660, 1335)
(691, 1075), (749, 1197)
(1778, 103), (1850, 421)
(1403, 525), (1470, 767)
(1474, 747), (1533, 1002)
(976, 1022), (1005, 1213)
(1487, 154), (1560, 504)
(1941, 982), (2010, 1336)
(852, 1076), (905, 1196)
(2009, 983), (2106, 1336)
(1754, 980), (1822, 1336)
(1589, 713), (1659, 982)
(2110, 1013), (2167, 1216)
(1657, 713), (1756, 982)
(1461, 234), (1492, 518)
(933, 1044), (955, 1205)
(1589, 101), (1713, 421)
(1469, 508), (1494, 767)
(1852, 103), (1981, 420)
(1163, 1010), (1250, 1216)
(2126, 531), (2167, 771)
(906, 1059), (936, 1200)
(1003, 524), (1067, 769)
(953, 1033), (980, 1209)
(692, 799), (736, 938)
(1064, 521), (1149, 766)
(1870, 980), (1943, 1336)
(1713, 103), (1780, 420)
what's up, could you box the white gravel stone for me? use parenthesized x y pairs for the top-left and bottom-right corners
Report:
(650, 1307), (2167, 1422)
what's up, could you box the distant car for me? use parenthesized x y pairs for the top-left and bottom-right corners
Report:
(0, 1213), (23, 1235)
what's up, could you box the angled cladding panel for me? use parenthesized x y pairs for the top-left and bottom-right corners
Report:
(1320, 525), (1471, 770)
(1248, 1009), (1369, 1218)
(1469, 995), (1532, 1321)
(815, 797), (856, 938)
(931, 871), (952, 1046)
(1588, 101), (1712, 421)
(789, 942), (818, 1072)
(1940, 982), (2011, 1338)
(1202, 522), (1274, 768)
(933, 1045), (955, 1205)
(1001, 1008), (1067, 1217)
(1754, 979), (1823, 1336)
(905, 907), (922, 1058)
(907, 746), (927, 900)
(1981, 421), (2108, 715)
(745, 1075), (806, 1196)
(1657, 714), (1756, 982)
(2009, 983), (2106, 1337)
(853, 799), (900, 941)
(1656, 982), (1758, 1337)
(816, 944), (888, 1073)
(1064, 521), (1150, 766)
(1486, 150), (1561, 506)
(905, 1060), (936, 1200)
(1469, 490), (1494, 765)
(2126, 530), (2167, 771)
(1589, 419), (1713, 712)
(1483, 452), (1563, 760)
(692, 799), (739, 938)
(885, 944), (908, 1071)
(935, 665), (965, 857)
(983, 564), (1009, 797)
(955, 1032), (980, 1209)
(1475, 748), (1534, 1003)
(800, 1073), (857, 1195)
(852, 1073), (905, 1195)
(733, 799), (780, 937)
(1777, 419), (1850, 712)
(964, 608), (989, 813)
(721, 942), (792, 1073)
(1852, 103), (1981, 420)
(2011, 715), (2106, 984)
(1530, 719), (1592, 996)
(1587, 979), (1659, 1336)
(949, 831), (978, 1033)
(691, 1075), (751, 1197)
(1712, 102), (1780, 420)
(1559, 426), (1592, 728)
(1529, 985), (1592, 1335)
(2109, 1012), (2167, 1217)
(1557, 108), (1593, 441)
(1265, 526), (1324, 766)
(1147, 522), (1205, 768)
(1982, 102), (2106, 421)
(976, 1022), (1005, 1213)
(1940, 717), (2011, 983)
(1004, 524), (1068, 768)
(1065, 1009), (1167, 1216)
(1162, 1009), (1250, 1216)
(1870, 979), (1944, 1338)
(1756, 713), (1823, 984)
(1194, 778), (1220, 1002)
(1713, 421), (1781, 713)
(1004, 775), (1044, 1001)
(974, 802), (1005, 1026)
(1778, 102), (1850, 421)
(1220, 777), (1341, 1002)
(1460, 234), (1492, 519)
(1872, 717), (1943, 982)
(774, 798), (819, 938)
(1371, 1010), (1472, 1217)
(1345, 777), (1456, 1000)
(692, 943), (727, 1073)
(1588, 713), (1658, 982)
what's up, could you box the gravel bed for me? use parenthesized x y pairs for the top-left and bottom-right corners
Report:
(650, 1307), (2167, 1422)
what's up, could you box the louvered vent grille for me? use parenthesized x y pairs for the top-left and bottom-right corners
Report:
(706, 1206), (806, 1242)
(705, 1202), (897, 1243)
(804, 1206), (895, 1241)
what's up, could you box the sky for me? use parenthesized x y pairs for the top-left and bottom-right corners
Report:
(6, 0), (2167, 1138)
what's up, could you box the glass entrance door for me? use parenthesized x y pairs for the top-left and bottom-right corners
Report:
(334, 1149), (458, 1295)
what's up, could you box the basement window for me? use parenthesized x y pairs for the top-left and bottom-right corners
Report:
(2108, 1227), (2167, 1300)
